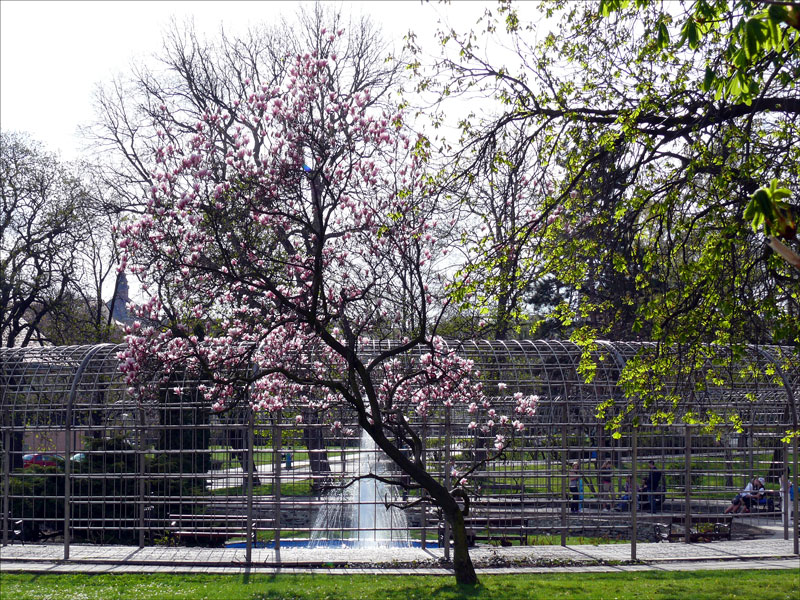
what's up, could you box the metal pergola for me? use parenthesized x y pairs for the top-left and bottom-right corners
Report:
(1, 340), (798, 562)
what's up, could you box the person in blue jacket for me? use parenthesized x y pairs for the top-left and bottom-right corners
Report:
(569, 462), (584, 513)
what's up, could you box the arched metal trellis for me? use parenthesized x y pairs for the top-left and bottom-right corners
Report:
(1, 341), (797, 560)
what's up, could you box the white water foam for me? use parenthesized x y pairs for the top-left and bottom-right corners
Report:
(310, 430), (409, 547)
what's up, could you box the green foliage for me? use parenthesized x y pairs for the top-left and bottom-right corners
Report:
(433, 0), (799, 435)
(71, 436), (140, 543)
(9, 465), (65, 524)
(744, 179), (795, 238)
(602, 1), (800, 106)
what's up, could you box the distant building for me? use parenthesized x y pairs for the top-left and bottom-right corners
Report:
(108, 272), (134, 325)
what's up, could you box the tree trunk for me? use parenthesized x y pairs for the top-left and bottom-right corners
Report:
(360, 423), (479, 585)
(449, 509), (479, 585)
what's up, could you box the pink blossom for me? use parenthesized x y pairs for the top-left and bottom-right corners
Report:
(116, 36), (520, 532)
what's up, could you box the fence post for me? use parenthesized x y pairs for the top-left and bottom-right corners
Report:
(631, 427), (637, 561)
(684, 424), (692, 543)
(245, 410), (254, 565)
(272, 411), (282, 552)
(138, 406), (146, 548)
(64, 382), (73, 560)
(560, 403), (567, 547)
(783, 442), (789, 541)
(2, 424), (9, 546)
(443, 406), (451, 562)
(421, 415), (427, 550)
(793, 435), (798, 555)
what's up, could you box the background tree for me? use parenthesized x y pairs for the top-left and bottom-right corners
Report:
(423, 0), (799, 434)
(0, 132), (122, 348)
(445, 122), (560, 340)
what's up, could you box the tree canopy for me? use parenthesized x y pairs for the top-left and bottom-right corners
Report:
(0, 132), (122, 347)
(428, 0), (798, 341)
(404, 0), (799, 437)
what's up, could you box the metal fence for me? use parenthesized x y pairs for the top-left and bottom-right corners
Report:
(1, 341), (798, 561)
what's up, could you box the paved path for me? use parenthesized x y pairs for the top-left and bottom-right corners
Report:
(2, 538), (797, 575)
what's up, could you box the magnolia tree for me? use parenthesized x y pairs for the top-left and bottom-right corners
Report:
(117, 30), (536, 585)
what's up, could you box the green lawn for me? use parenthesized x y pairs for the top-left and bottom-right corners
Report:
(209, 446), (311, 471)
(210, 479), (314, 497)
(2, 569), (798, 600)
(467, 449), (796, 499)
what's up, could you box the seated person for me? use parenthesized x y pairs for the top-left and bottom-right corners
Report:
(614, 476), (633, 511)
(725, 476), (761, 514)
(753, 477), (774, 510)
(742, 476), (765, 511)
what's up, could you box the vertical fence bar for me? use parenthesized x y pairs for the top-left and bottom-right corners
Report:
(519, 427), (525, 543)
(245, 410), (254, 565)
(2, 424), (9, 546)
(560, 403), (567, 547)
(793, 435), (798, 555)
(272, 412), (282, 551)
(138, 407), (146, 548)
(443, 406), (451, 562)
(421, 415), (427, 550)
(684, 425), (692, 543)
(64, 386), (72, 559)
(631, 427), (637, 561)
(783, 442), (789, 541)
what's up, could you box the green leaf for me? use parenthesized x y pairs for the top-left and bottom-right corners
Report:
(599, 0), (629, 18)
(680, 19), (700, 49)
(656, 21), (670, 49)
(743, 18), (766, 59)
(702, 66), (715, 92)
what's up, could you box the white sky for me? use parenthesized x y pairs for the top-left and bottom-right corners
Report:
(0, 0), (526, 161)
(1, 0), (542, 303)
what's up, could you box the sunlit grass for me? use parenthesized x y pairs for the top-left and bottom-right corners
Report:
(3, 568), (798, 600)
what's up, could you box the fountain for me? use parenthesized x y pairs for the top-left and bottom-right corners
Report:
(310, 430), (410, 547)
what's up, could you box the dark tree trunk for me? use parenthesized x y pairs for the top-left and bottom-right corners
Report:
(448, 508), (479, 586)
(228, 424), (261, 487)
(302, 409), (331, 492)
(358, 416), (480, 586)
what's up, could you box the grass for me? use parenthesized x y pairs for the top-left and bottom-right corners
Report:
(209, 446), (311, 470)
(226, 530), (311, 544)
(524, 534), (628, 545)
(2, 569), (798, 600)
(468, 448), (797, 499)
(210, 479), (314, 497)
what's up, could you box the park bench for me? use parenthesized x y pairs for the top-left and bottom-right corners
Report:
(168, 514), (273, 546)
(655, 514), (732, 543)
(5, 513), (62, 543)
(438, 516), (528, 547)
